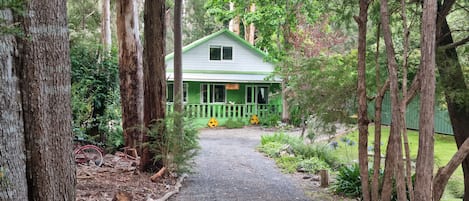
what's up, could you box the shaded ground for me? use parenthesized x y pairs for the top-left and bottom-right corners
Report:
(170, 127), (316, 201)
(76, 154), (177, 201)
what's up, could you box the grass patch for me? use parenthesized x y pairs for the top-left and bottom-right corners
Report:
(332, 126), (462, 201)
(223, 118), (245, 129)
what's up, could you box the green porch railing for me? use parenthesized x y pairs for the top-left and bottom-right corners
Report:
(166, 103), (282, 126)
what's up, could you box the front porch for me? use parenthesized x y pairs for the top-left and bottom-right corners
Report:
(167, 103), (282, 127)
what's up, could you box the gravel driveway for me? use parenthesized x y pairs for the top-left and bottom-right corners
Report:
(169, 127), (311, 201)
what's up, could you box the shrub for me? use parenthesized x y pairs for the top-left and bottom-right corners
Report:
(275, 156), (301, 173)
(297, 157), (330, 173)
(257, 142), (284, 158)
(260, 113), (281, 127)
(147, 113), (200, 174)
(332, 164), (362, 198)
(224, 118), (245, 129)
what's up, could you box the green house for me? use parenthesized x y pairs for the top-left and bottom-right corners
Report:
(165, 29), (282, 127)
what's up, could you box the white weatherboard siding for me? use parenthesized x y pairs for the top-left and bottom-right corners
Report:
(166, 33), (275, 76)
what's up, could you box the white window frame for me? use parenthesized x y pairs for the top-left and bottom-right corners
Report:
(208, 45), (234, 62)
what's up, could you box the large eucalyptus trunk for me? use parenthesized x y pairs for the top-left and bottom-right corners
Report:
(116, 0), (144, 150)
(0, 9), (28, 201)
(20, 0), (76, 199)
(414, 0), (437, 200)
(142, 0), (166, 171)
(244, 3), (256, 45)
(436, 15), (469, 201)
(354, 0), (370, 200)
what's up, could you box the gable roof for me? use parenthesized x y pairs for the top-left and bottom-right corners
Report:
(165, 29), (269, 61)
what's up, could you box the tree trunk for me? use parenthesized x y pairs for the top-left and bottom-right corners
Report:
(414, 0), (437, 200)
(0, 9), (28, 201)
(400, 0), (414, 199)
(354, 0), (370, 200)
(20, 0), (75, 199)
(371, 23), (386, 201)
(116, 0), (144, 150)
(229, 2), (240, 35)
(281, 79), (290, 123)
(102, 0), (112, 54)
(244, 3), (256, 45)
(142, 0), (166, 172)
(174, 0), (183, 115)
(435, 15), (469, 201)
(379, 0), (406, 200)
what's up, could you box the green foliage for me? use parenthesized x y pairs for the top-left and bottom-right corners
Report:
(70, 42), (120, 146)
(297, 157), (329, 173)
(287, 52), (358, 127)
(332, 164), (362, 198)
(260, 113), (281, 127)
(257, 142), (283, 157)
(0, 0), (24, 36)
(223, 118), (245, 129)
(275, 156), (301, 173)
(147, 113), (200, 174)
(259, 132), (339, 170)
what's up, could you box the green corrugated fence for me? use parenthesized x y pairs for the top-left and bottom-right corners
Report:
(368, 93), (454, 135)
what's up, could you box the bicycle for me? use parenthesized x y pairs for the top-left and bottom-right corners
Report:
(74, 137), (104, 167)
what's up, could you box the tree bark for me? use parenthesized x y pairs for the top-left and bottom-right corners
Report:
(229, 2), (240, 35)
(142, 0), (166, 172)
(20, 0), (76, 199)
(354, 0), (370, 200)
(414, 0), (437, 200)
(379, 0), (406, 200)
(400, 1), (414, 199)
(244, 3), (256, 45)
(0, 9), (28, 201)
(435, 13), (469, 201)
(101, 0), (112, 54)
(116, 0), (144, 150)
(174, 0), (183, 114)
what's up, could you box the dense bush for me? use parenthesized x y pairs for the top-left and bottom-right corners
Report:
(224, 118), (245, 129)
(71, 42), (121, 148)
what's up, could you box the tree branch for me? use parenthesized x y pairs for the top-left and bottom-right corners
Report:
(405, 68), (421, 105)
(438, 35), (469, 50)
(433, 138), (469, 201)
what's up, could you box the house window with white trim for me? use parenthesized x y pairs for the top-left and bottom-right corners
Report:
(246, 86), (269, 104)
(209, 45), (232, 61)
(167, 83), (188, 103)
(201, 84), (226, 103)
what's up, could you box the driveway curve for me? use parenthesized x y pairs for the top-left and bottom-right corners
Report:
(169, 127), (311, 201)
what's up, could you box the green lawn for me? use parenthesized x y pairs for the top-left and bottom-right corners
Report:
(332, 126), (463, 200)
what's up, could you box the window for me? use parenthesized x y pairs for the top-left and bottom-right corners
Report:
(201, 84), (226, 103)
(246, 86), (269, 104)
(209, 45), (232, 61)
(167, 83), (188, 103)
